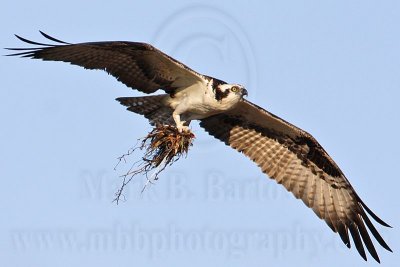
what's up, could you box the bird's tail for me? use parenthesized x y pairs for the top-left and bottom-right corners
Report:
(116, 94), (174, 126)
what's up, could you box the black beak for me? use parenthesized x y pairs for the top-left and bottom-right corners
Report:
(242, 88), (248, 97)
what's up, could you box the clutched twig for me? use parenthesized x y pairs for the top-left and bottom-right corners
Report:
(113, 125), (195, 204)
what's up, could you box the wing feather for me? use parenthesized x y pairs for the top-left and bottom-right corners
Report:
(349, 222), (367, 261)
(199, 99), (391, 262)
(6, 32), (206, 94)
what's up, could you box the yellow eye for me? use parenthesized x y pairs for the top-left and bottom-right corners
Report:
(231, 86), (239, 92)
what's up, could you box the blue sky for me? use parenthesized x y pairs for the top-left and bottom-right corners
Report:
(1, 1), (399, 266)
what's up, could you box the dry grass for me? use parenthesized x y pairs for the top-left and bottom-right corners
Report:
(114, 125), (195, 203)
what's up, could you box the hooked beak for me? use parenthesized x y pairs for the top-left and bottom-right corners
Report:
(242, 88), (248, 97)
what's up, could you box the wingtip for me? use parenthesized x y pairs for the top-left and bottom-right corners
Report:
(360, 253), (368, 262)
(12, 32), (58, 47)
(363, 250), (381, 264)
(39, 30), (71, 44)
(14, 34), (24, 42)
(378, 219), (392, 228)
(357, 193), (392, 228)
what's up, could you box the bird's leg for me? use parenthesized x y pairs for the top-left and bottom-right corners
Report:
(172, 112), (189, 132)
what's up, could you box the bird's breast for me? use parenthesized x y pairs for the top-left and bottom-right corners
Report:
(165, 83), (238, 120)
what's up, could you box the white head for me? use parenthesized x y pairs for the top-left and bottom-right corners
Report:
(214, 83), (248, 106)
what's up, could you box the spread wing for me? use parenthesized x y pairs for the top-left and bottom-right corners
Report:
(200, 99), (392, 262)
(5, 31), (205, 94)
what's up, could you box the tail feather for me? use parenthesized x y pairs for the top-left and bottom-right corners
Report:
(116, 95), (174, 126)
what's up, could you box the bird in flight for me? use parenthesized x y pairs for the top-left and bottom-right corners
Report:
(6, 31), (392, 262)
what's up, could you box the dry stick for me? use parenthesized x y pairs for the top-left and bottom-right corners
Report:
(113, 125), (195, 204)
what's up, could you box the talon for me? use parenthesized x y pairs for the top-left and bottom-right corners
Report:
(172, 112), (190, 133)
(177, 125), (190, 133)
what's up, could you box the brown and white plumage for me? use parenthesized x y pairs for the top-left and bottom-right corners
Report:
(6, 32), (392, 262)
(7, 31), (205, 94)
(200, 100), (392, 262)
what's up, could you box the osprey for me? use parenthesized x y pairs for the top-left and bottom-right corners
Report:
(7, 32), (392, 262)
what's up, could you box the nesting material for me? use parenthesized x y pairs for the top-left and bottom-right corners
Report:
(141, 125), (195, 169)
(114, 125), (195, 203)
